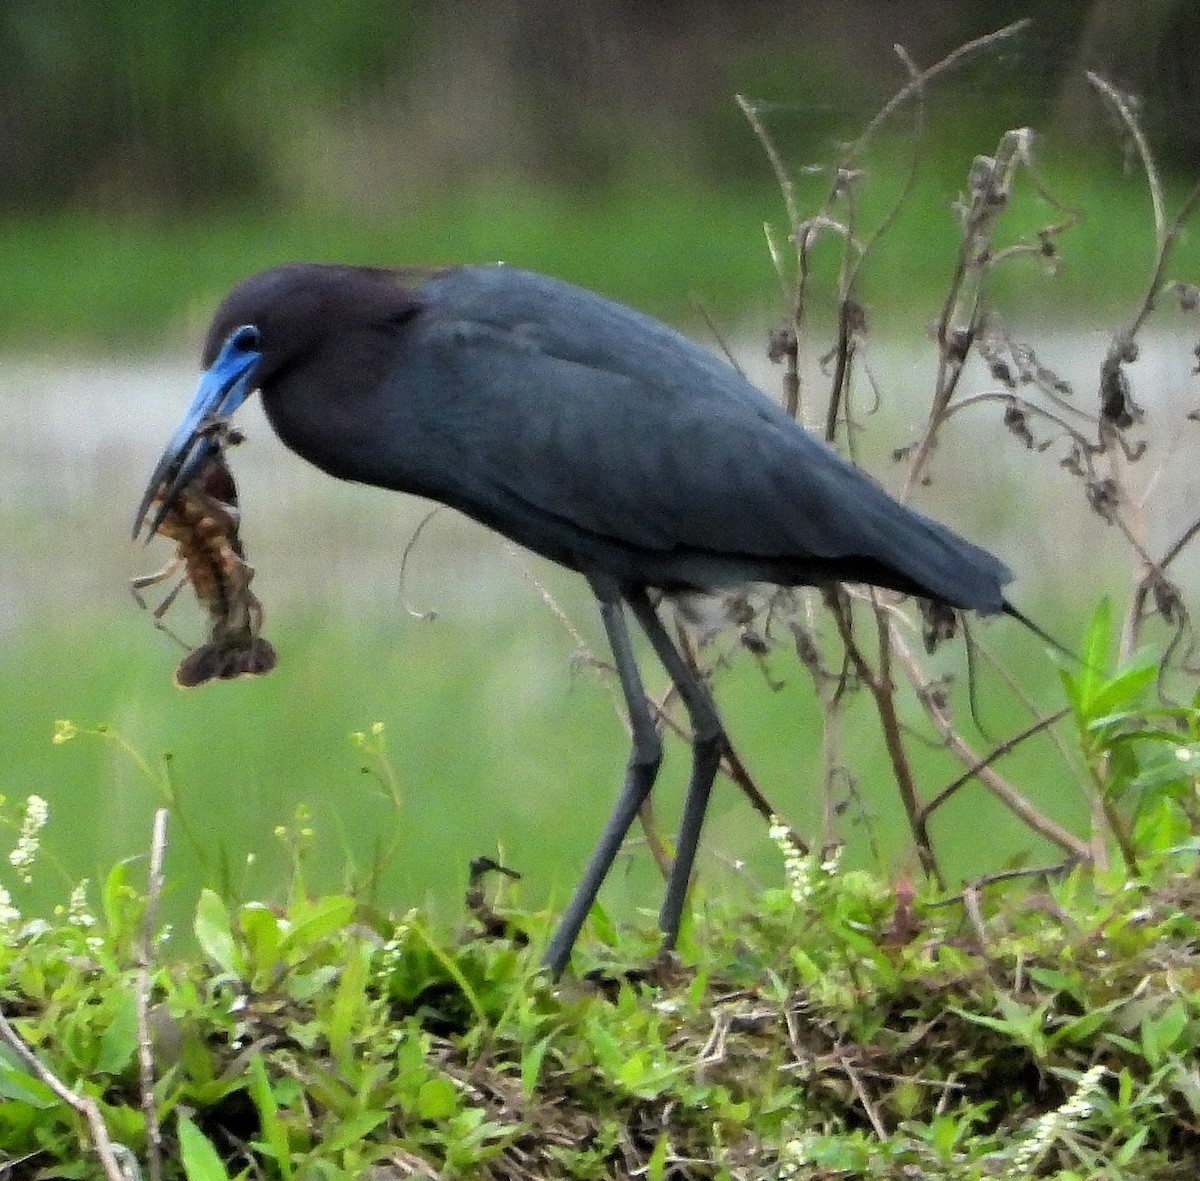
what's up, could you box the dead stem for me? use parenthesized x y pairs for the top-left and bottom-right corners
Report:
(852, 20), (1032, 152)
(0, 1007), (131, 1181)
(921, 708), (1070, 816)
(889, 629), (1091, 860)
(137, 808), (169, 1181)
(826, 590), (943, 886)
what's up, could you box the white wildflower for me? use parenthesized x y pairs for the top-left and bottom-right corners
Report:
(769, 816), (825, 906)
(9, 795), (49, 883)
(821, 845), (843, 876)
(0, 885), (20, 939)
(376, 908), (418, 977)
(67, 879), (97, 930)
(1008, 1064), (1106, 1176)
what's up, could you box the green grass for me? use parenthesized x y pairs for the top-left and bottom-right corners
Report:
(5, 829), (1199, 1179)
(4, 593), (1198, 1177)
(2, 142), (1198, 352)
(3, 590), (1086, 952)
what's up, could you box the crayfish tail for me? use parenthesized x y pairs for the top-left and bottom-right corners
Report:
(174, 637), (278, 689)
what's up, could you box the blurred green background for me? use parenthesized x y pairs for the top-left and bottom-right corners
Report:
(3, 1), (1200, 938)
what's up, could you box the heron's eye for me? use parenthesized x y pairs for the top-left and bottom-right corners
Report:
(230, 325), (261, 352)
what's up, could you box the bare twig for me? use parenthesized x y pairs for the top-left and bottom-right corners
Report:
(889, 630), (1091, 860)
(852, 20), (1032, 152)
(0, 1007), (131, 1181)
(929, 857), (1083, 907)
(736, 93), (800, 235)
(137, 808), (169, 1181)
(1160, 514), (1200, 572)
(921, 708), (1071, 816)
(904, 128), (1040, 495)
(838, 1053), (889, 1139)
(969, 635), (1089, 802)
(397, 507), (442, 621)
(826, 591), (943, 885)
(1086, 72), (1165, 251)
(1131, 174), (1200, 336)
(1084, 74), (1200, 667)
(730, 31), (1200, 898)
(691, 295), (748, 378)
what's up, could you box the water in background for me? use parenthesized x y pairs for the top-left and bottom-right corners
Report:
(6, 327), (1200, 631)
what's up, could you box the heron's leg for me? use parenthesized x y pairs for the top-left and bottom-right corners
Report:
(627, 591), (726, 953)
(541, 592), (664, 978)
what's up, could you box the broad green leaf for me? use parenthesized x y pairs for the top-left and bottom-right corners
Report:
(416, 1076), (459, 1121)
(194, 889), (242, 977)
(323, 1109), (389, 1153)
(178, 1112), (232, 1181)
(240, 903), (284, 984)
(95, 992), (138, 1073)
(0, 1061), (57, 1108)
(286, 965), (339, 1002)
(278, 895), (355, 960)
(1132, 799), (1190, 853)
(1141, 1000), (1190, 1066)
(1077, 597), (1112, 709)
(1085, 657), (1156, 721)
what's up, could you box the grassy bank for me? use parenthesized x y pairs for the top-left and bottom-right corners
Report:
(4, 592), (1082, 951)
(2, 145), (1197, 352)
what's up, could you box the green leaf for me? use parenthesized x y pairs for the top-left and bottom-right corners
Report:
(327, 942), (370, 1062)
(0, 1060), (57, 1108)
(100, 861), (131, 944)
(240, 903), (284, 986)
(194, 889), (242, 977)
(416, 1076), (459, 1121)
(1085, 657), (1156, 722)
(1077, 597), (1112, 709)
(95, 992), (138, 1074)
(587, 901), (618, 949)
(1132, 798), (1190, 854)
(1055, 1010), (1110, 1045)
(248, 1056), (292, 1181)
(178, 1112), (232, 1181)
(520, 1033), (554, 1099)
(278, 895), (356, 961)
(1114, 1127), (1151, 1165)
(1141, 1000), (1190, 1066)
(286, 965), (339, 1003)
(646, 1132), (668, 1181)
(323, 1108), (389, 1153)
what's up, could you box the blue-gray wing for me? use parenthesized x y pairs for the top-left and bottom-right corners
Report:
(388, 267), (1009, 608)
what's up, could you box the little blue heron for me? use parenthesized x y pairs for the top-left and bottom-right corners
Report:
(135, 262), (1024, 976)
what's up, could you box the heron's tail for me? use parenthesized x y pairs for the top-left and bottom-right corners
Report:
(1002, 601), (1077, 663)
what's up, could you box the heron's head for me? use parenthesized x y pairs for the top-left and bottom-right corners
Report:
(132, 322), (262, 540)
(133, 263), (421, 540)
